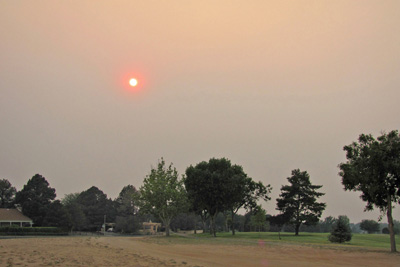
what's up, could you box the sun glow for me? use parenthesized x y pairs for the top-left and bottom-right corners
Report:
(129, 78), (138, 87)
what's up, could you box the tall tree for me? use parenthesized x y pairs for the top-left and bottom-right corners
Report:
(0, 179), (16, 208)
(115, 185), (138, 217)
(115, 185), (140, 233)
(185, 158), (244, 237)
(224, 165), (272, 235)
(339, 130), (400, 252)
(276, 169), (326, 236)
(76, 186), (109, 231)
(138, 158), (187, 236)
(62, 192), (87, 231)
(15, 174), (56, 226)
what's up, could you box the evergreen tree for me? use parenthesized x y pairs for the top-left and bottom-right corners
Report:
(329, 216), (352, 243)
(276, 169), (326, 235)
(15, 174), (56, 226)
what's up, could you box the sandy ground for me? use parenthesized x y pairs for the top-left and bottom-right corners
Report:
(0, 236), (399, 266)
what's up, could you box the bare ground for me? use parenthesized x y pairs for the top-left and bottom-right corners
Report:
(0, 236), (399, 266)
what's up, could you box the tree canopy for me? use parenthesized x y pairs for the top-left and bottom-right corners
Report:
(360, 219), (380, 234)
(0, 179), (16, 208)
(138, 158), (187, 236)
(339, 130), (400, 252)
(276, 169), (326, 235)
(115, 185), (140, 233)
(15, 174), (56, 226)
(76, 186), (114, 231)
(328, 215), (352, 243)
(185, 158), (270, 236)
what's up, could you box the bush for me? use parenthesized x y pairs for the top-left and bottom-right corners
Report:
(328, 216), (352, 243)
(0, 227), (68, 236)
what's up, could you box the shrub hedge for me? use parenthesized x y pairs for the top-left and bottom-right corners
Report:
(0, 226), (68, 236)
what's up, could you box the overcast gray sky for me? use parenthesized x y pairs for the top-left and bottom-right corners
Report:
(1, 1), (399, 223)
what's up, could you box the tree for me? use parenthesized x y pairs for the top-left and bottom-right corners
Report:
(276, 169), (326, 236)
(76, 186), (110, 231)
(42, 200), (71, 228)
(250, 206), (268, 232)
(0, 179), (16, 208)
(226, 171), (272, 235)
(138, 158), (187, 236)
(329, 215), (352, 243)
(268, 214), (286, 233)
(185, 158), (262, 237)
(360, 219), (380, 234)
(339, 130), (400, 252)
(320, 216), (337, 233)
(115, 185), (140, 233)
(62, 193), (87, 231)
(15, 174), (56, 226)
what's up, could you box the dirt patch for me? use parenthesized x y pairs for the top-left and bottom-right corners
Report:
(0, 236), (399, 266)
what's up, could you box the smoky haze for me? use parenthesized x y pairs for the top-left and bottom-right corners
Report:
(1, 1), (399, 223)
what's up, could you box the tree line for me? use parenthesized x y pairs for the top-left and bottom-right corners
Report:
(0, 130), (399, 252)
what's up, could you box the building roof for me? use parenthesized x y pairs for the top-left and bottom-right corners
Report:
(0, 209), (32, 222)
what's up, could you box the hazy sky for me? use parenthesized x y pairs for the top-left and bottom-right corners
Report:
(1, 1), (399, 223)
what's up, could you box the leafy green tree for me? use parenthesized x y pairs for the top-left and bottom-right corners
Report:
(276, 169), (326, 236)
(185, 158), (253, 237)
(360, 219), (380, 234)
(225, 169), (272, 235)
(0, 179), (16, 208)
(329, 215), (352, 243)
(339, 130), (400, 252)
(138, 158), (187, 236)
(250, 206), (268, 232)
(320, 216), (337, 233)
(15, 174), (56, 226)
(62, 193), (87, 231)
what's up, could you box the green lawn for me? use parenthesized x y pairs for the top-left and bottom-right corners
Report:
(187, 232), (398, 251)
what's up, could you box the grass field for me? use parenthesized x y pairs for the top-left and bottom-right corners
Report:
(2, 234), (400, 266)
(183, 231), (399, 251)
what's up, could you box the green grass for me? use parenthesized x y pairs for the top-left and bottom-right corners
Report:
(184, 232), (398, 251)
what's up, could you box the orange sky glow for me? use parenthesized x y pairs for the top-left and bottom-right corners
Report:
(1, 1), (399, 223)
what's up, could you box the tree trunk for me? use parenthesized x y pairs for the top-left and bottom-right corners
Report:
(165, 224), (170, 236)
(387, 196), (397, 252)
(210, 214), (216, 237)
(295, 223), (300, 236)
(231, 211), (235, 235)
(201, 218), (206, 233)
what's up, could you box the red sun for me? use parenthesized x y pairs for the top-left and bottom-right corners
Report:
(129, 78), (138, 87)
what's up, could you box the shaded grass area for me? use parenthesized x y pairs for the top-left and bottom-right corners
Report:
(189, 232), (397, 250)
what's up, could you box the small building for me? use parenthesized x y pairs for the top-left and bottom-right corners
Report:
(0, 208), (33, 227)
(142, 220), (161, 235)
